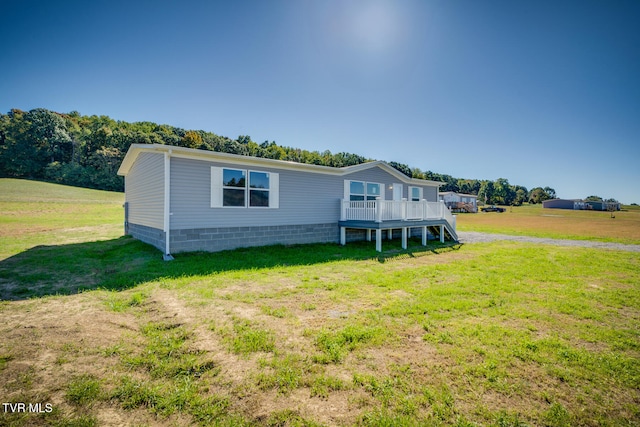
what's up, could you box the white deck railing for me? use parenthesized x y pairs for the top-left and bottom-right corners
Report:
(340, 199), (456, 230)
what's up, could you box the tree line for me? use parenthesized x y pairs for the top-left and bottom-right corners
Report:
(1, 107), (559, 204)
(0, 108), (371, 192)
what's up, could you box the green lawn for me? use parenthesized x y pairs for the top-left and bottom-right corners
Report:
(457, 203), (640, 244)
(0, 179), (124, 260)
(1, 180), (639, 426)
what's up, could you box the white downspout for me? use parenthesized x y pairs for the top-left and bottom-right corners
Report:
(163, 150), (174, 260)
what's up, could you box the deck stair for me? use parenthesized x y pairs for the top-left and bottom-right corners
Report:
(460, 202), (476, 213)
(449, 201), (476, 213)
(428, 223), (458, 242)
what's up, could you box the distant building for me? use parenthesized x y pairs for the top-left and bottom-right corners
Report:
(584, 200), (621, 211)
(439, 192), (477, 213)
(543, 199), (620, 211)
(542, 199), (581, 209)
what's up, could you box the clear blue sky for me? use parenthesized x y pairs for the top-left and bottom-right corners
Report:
(2, 0), (639, 203)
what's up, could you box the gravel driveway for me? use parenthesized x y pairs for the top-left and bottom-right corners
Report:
(457, 231), (640, 252)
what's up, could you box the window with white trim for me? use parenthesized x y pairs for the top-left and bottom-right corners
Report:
(222, 168), (246, 206)
(212, 167), (279, 208)
(248, 171), (270, 207)
(348, 180), (382, 201)
(408, 186), (423, 201)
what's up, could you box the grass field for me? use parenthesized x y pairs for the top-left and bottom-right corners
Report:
(1, 179), (639, 426)
(456, 204), (640, 245)
(0, 179), (124, 261)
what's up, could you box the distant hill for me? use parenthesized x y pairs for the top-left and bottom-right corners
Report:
(0, 107), (554, 205)
(0, 178), (123, 203)
(0, 178), (125, 261)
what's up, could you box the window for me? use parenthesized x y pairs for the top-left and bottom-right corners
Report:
(349, 181), (365, 201)
(222, 168), (246, 207)
(348, 180), (382, 201)
(212, 167), (278, 208)
(366, 183), (381, 200)
(249, 171), (270, 207)
(409, 186), (423, 201)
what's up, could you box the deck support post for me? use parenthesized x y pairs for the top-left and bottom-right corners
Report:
(422, 226), (427, 246)
(366, 229), (371, 241)
(402, 227), (407, 250)
(376, 229), (382, 252)
(440, 225), (445, 243)
(340, 227), (346, 246)
(388, 229), (393, 240)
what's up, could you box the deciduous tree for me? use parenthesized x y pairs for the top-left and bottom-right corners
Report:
(528, 187), (553, 204)
(478, 181), (495, 204)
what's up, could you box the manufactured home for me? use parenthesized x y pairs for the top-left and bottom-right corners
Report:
(542, 199), (582, 210)
(117, 144), (458, 258)
(439, 191), (478, 213)
(543, 198), (621, 211)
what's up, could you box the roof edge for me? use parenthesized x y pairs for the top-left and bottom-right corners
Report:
(117, 144), (442, 186)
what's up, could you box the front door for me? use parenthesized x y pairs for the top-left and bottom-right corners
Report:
(392, 183), (403, 201)
(392, 184), (403, 219)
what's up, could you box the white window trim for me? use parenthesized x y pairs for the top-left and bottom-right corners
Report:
(408, 186), (423, 202)
(248, 169), (270, 208)
(211, 167), (279, 209)
(344, 180), (385, 201)
(211, 167), (223, 208)
(223, 167), (247, 208)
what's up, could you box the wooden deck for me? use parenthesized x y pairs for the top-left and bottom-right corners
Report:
(339, 199), (458, 252)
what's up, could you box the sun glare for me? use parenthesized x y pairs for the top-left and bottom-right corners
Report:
(296, 0), (414, 75)
(346, 0), (402, 54)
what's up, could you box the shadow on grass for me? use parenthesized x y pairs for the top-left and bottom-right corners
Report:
(0, 236), (462, 301)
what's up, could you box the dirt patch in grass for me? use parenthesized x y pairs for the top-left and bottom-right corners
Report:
(141, 288), (364, 426)
(0, 294), (137, 424)
(149, 289), (259, 386)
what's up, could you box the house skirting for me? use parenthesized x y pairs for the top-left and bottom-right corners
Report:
(127, 222), (434, 256)
(169, 223), (341, 253)
(127, 223), (166, 252)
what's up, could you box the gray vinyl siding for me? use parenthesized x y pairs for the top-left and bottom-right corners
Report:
(169, 157), (440, 231)
(125, 152), (164, 229)
(343, 168), (396, 200)
(343, 168), (438, 201)
(543, 199), (575, 209)
(422, 185), (438, 202)
(170, 157), (341, 230)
